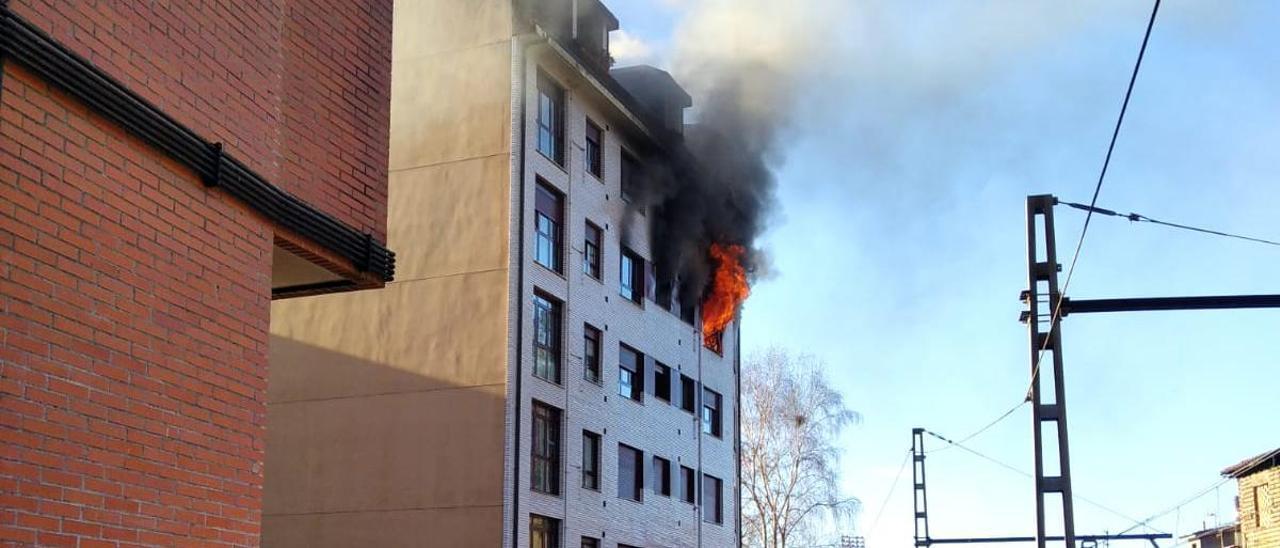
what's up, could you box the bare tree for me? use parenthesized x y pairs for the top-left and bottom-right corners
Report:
(741, 348), (858, 548)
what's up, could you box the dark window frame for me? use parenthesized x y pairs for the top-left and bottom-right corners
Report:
(680, 375), (697, 413)
(531, 402), (562, 496)
(581, 537), (600, 548)
(532, 291), (562, 385)
(619, 248), (645, 304)
(618, 344), (644, 402)
(620, 150), (643, 214)
(582, 430), (601, 491)
(582, 323), (601, 385)
(702, 387), (722, 437)
(617, 443), (644, 502)
(702, 474), (723, 524)
(653, 456), (672, 497)
(583, 221), (602, 280)
(531, 514), (562, 548)
(585, 118), (603, 178)
(534, 181), (564, 273)
(681, 466), (697, 504)
(653, 362), (672, 403)
(536, 71), (565, 166)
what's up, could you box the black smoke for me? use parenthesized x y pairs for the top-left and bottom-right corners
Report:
(637, 62), (784, 305)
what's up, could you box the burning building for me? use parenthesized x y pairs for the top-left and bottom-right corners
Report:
(264, 0), (745, 546)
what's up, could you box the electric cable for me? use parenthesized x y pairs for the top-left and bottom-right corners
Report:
(865, 449), (913, 538)
(924, 400), (1025, 454)
(922, 429), (1162, 534)
(1059, 200), (1280, 248)
(1026, 0), (1163, 400)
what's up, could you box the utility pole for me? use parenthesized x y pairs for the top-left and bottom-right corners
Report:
(1023, 195), (1076, 548)
(912, 428), (930, 548)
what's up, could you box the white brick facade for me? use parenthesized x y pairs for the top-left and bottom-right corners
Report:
(506, 50), (742, 548)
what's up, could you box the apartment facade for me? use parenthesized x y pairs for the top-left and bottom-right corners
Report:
(0, 1), (394, 546)
(264, 0), (741, 546)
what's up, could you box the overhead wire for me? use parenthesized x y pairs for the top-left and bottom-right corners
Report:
(922, 429), (1162, 534)
(865, 449), (913, 538)
(1059, 200), (1280, 248)
(921, 0), (1166, 459)
(1026, 0), (1163, 401)
(923, 400), (1025, 454)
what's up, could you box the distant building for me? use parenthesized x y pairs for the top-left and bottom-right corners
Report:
(1223, 447), (1280, 548)
(1184, 524), (1239, 548)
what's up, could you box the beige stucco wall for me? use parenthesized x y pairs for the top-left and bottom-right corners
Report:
(263, 0), (515, 545)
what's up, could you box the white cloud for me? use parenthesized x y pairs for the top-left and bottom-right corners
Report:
(610, 29), (655, 65)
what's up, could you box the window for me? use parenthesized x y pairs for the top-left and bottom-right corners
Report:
(533, 292), (562, 384)
(654, 277), (674, 311)
(582, 324), (601, 384)
(702, 474), (723, 524)
(585, 119), (602, 178)
(620, 151), (640, 212)
(618, 344), (643, 401)
(534, 182), (563, 272)
(680, 297), (697, 325)
(536, 72), (564, 165)
(582, 430), (601, 490)
(653, 456), (671, 497)
(680, 375), (697, 413)
(705, 330), (724, 355)
(531, 402), (561, 495)
(619, 248), (644, 304)
(531, 514), (561, 548)
(653, 362), (671, 402)
(617, 444), (643, 501)
(702, 388), (722, 437)
(1258, 484), (1274, 527)
(581, 538), (599, 548)
(583, 221), (602, 280)
(681, 466), (696, 504)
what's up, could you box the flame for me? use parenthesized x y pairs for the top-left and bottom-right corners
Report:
(701, 243), (750, 352)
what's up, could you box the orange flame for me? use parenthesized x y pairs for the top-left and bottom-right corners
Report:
(701, 243), (750, 352)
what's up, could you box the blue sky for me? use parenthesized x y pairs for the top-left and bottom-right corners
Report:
(608, 1), (1280, 546)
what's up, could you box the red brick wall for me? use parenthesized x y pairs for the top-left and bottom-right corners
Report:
(0, 0), (393, 546)
(281, 1), (393, 242)
(1, 64), (271, 546)
(10, 0), (392, 241)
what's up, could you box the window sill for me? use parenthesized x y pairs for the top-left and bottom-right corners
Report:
(536, 149), (567, 173)
(531, 373), (563, 389)
(618, 294), (645, 309)
(617, 393), (644, 406)
(533, 261), (566, 280)
(531, 488), (563, 499)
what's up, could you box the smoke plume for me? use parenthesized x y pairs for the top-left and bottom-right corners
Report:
(638, 0), (842, 302)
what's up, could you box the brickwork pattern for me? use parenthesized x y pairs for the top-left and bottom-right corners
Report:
(1, 64), (272, 547)
(0, 0), (393, 545)
(1239, 467), (1279, 548)
(11, 0), (392, 242)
